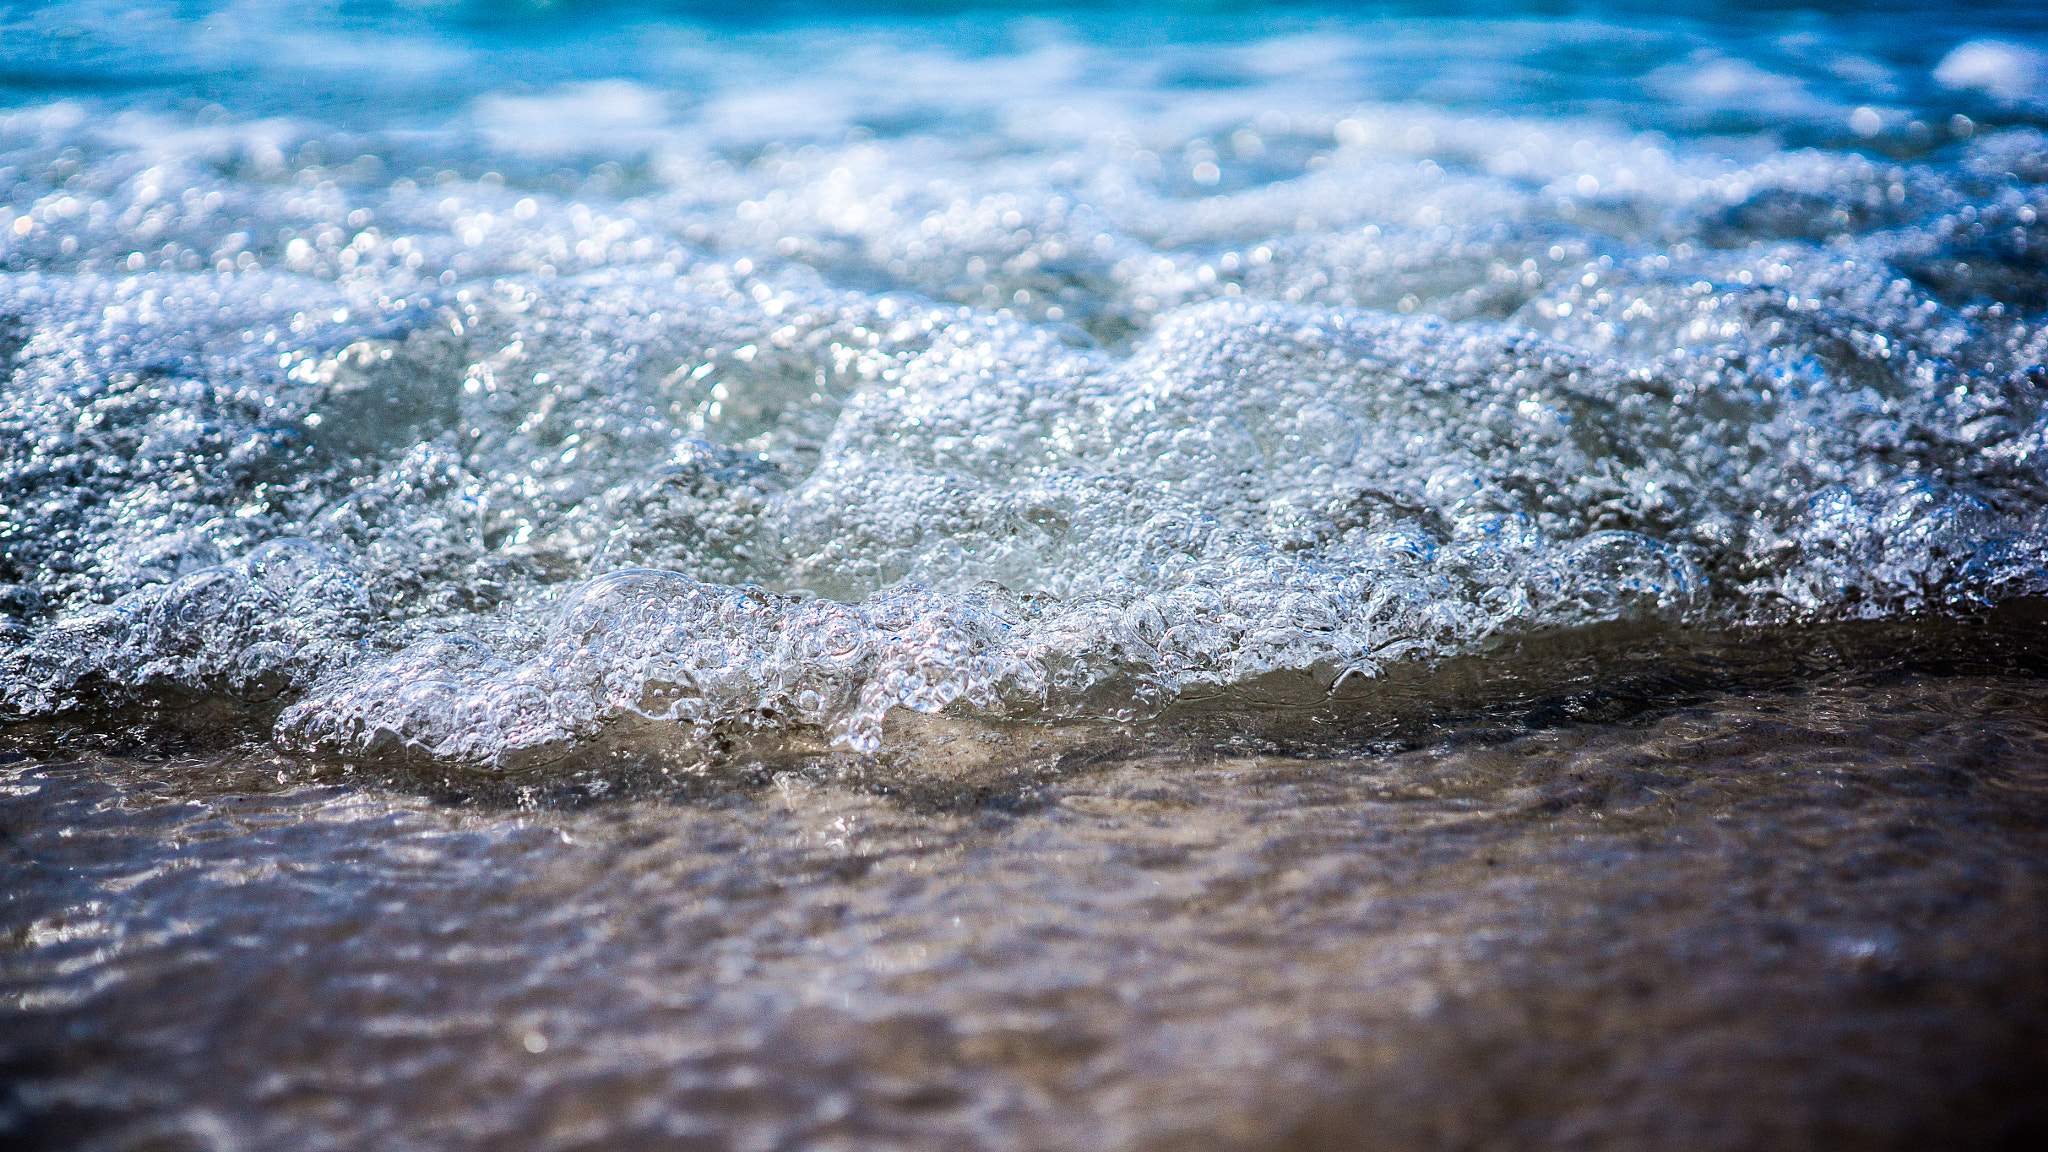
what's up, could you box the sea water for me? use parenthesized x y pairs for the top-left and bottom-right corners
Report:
(4, 2), (2048, 1148)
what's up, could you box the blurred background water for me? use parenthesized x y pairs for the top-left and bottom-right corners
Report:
(5, 2), (2047, 129)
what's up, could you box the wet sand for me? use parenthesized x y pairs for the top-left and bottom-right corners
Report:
(6, 617), (2048, 1151)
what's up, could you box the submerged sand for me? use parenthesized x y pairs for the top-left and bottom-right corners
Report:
(6, 617), (2047, 1151)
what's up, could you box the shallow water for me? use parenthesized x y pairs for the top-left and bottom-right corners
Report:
(9, 614), (2048, 1151)
(4, 1), (2048, 1147)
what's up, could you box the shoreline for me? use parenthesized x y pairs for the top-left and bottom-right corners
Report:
(7, 634), (2048, 1150)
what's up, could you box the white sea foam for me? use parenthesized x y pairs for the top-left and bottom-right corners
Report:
(1935, 41), (2048, 105)
(2, 19), (2046, 764)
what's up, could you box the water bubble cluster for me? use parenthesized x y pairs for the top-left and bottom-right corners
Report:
(3, 25), (2046, 764)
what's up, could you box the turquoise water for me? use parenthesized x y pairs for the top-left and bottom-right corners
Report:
(3, 3), (2048, 1148)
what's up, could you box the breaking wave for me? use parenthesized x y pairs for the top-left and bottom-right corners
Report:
(2, 5), (2046, 765)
